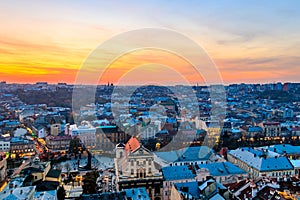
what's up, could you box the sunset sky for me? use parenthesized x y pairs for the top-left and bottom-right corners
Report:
(0, 0), (300, 85)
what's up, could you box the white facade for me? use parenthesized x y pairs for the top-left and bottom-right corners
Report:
(70, 125), (96, 149)
(0, 140), (10, 152)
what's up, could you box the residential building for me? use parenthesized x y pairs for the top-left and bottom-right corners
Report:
(0, 140), (10, 152)
(161, 162), (246, 200)
(45, 135), (72, 152)
(263, 122), (281, 137)
(81, 187), (150, 200)
(228, 147), (294, 179)
(171, 178), (231, 200)
(155, 146), (213, 167)
(0, 177), (36, 200)
(34, 190), (57, 200)
(10, 137), (35, 158)
(196, 162), (248, 184)
(265, 144), (300, 159)
(20, 161), (51, 184)
(50, 123), (62, 136)
(70, 125), (96, 150)
(162, 165), (196, 200)
(95, 125), (126, 152)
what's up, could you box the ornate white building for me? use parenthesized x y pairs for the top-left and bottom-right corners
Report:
(115, 137), (163, 200)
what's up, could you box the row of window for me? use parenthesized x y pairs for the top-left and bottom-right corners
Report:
(170, 161), (208, 166)
(271, 171), (292, 177)
(130, 168), (152, 175)
(12, 149), (34, 153)
(11, 145), (34, 150)
(131, 159), (152, 166)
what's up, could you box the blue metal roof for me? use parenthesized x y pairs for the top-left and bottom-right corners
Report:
(155, 146), (212, 163)
(260, 157), (293, 172)
(166, 118), (176, 123)
(268, 144), (300, 155)
(162, 165), (195, 181)
(240, 147), (265, 157)
(229, 148), (294, 171)
(198, 162), (246, 176)
(174, 181), (199, 197)
(248, 126), (263, 132)
(125, 187), (150, 200)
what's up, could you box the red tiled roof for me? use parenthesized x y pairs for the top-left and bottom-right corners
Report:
(124, 136), (140, 152)
(225, 179), (248, 192)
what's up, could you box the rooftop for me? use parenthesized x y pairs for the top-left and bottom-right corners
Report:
(162, 165), (195, 181)
(198, 162), (247, 177)
(124, 136), (140, 153)
(155, 146), (212, 163)
(34, 190), (57, 200)
(267, 144), (300, 155)
(228, 148), (293, 171)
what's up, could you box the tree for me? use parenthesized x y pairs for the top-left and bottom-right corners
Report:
(68, 137), (82, 154)
(57, 186), (66, 200)
(82, 170), (99, 194)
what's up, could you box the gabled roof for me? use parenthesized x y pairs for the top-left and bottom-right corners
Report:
(124, 136), (140, 152)
(228, 148), (294, 171)
(116, 143), (125, 148)
(130, 145), (151, 155)
(210, 193), (225, 200)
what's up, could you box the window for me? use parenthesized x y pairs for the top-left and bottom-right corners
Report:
(137, 161), (139, 165)
(131, 169), (134, 175)
(131, 160), (134, 166)
(148, 168), (152, 174)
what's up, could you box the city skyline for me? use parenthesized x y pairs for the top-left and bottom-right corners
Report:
(1, 1), (300, 84)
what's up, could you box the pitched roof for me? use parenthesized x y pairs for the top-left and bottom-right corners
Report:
(268, 144), (300, 154)
(174, 181), (199, 197)
(125, 188), (150, 200)
(162, 165), (195, 181)
(46, 169), (61, 178)
(198, 162), (246, 176)
(228, 148), (293, 171)
(155, 146), (212, 163)
(34, 190), (57, 200)
(124, 136), (140, 152)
